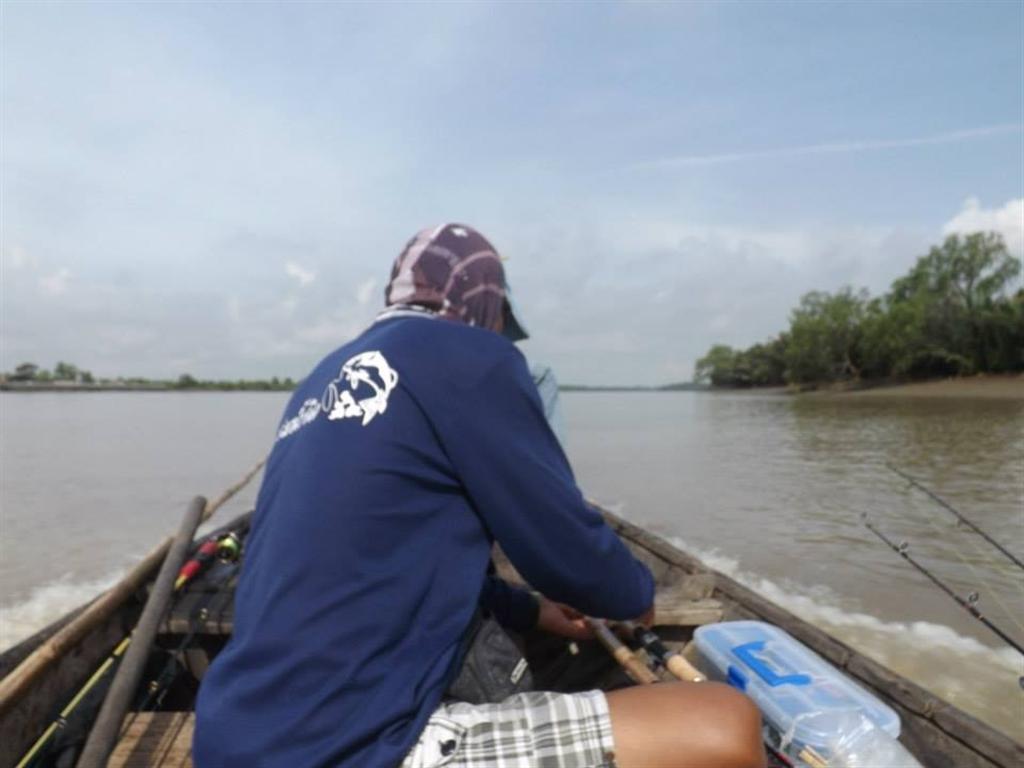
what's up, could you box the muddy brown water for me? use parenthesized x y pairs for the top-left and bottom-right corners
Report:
(1, 390), (1021, 739)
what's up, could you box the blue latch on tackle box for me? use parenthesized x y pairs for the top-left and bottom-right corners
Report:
(693, 621), (901, 755)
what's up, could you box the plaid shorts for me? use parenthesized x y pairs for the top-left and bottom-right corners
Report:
(401, 690), (617, 768)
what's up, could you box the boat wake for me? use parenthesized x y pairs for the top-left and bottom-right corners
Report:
(0, 568), (126, 653)
(667, 536), (1024, 742)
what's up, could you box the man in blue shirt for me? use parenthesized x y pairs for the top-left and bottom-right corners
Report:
(194, 224), (764, 768)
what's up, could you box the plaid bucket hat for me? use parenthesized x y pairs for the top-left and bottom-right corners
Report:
(384, 223), (528, 341)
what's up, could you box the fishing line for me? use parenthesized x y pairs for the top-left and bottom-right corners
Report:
(912, 500), (1024, 634)
(886, 466), (1024, 632)
(889, 467), (1024, 608)
(886, 464), (1024, 572)
(862, 515), (1024, 668)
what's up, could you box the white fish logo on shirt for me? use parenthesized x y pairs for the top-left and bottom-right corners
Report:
(276, 397), (322, 439)
(322, 351), (399, 426)
(276, 350), (399, 439)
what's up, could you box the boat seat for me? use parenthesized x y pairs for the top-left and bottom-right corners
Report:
(654, 588), (723, 626)
(109, 712), (194, 767)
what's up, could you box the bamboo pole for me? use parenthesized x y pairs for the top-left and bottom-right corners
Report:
(0, 458), (265, 719)
(77, 496), (206, 768)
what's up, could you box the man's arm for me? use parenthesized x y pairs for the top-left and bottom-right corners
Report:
(478, 575), (540, 632)
(436, 349), (655, 621)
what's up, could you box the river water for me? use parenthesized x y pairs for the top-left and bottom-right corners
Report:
(1, 390), (1021, 740)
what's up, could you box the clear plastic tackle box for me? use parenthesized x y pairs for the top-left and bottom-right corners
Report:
(693, 621), (901, 757)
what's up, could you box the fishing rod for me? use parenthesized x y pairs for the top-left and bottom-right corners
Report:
(617, 620), (706, 682)
(175, 530), (242, 589)
(15, 529), (244, 768)
(886, 464), (1024, 572)
(862, 514), (1024, 670)
(585, 618), (659, 684)
(123, 551), (245, 732)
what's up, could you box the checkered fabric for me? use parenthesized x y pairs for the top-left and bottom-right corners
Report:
(401, 690), (617, 768)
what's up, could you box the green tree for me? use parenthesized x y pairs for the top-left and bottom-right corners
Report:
(54, 361), (79, 380)
(694, 231), (1022, 388)
(885, 233), (1020, 376)
(785, 288), (868, 384)
(176, 373), (199, 389)
(12, 362), (39, 381)
(694, 344), (740, 386)
(745, 336), (788, 386)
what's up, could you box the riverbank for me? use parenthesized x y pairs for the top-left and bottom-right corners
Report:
(699, 375), (1024, 400)
(820, 374), (1024, 401)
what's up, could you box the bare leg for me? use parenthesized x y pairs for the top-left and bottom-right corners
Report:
(606, 682), (766, 768)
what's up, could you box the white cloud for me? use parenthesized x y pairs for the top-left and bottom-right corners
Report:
(942, 197), (1023, 255)
(285, 261), (316, 287)
(38, 268), (71, 296)
(356, 277), (379, 306)
(4, 245), (37, 270)
(628, 124), (1023, 170)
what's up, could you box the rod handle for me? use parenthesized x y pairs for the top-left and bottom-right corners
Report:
(587, 619), (659, 685)
(665, 653), (706, 683)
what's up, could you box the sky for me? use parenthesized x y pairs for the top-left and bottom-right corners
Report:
(2, 2), (1022, 386)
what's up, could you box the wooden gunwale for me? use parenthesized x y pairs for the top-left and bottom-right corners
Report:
(0, 513), (253, 768)
(0, 578), (148, 767)
(0, 460), (263, 725)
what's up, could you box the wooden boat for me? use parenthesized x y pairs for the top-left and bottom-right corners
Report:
(1, 503), (1021, 768)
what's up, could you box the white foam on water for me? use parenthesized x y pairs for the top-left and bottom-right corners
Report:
(667, 536), (1024, 741)
(0, 568), (127, 652)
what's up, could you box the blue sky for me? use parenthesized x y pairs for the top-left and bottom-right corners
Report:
(2, 2), (1022, 384)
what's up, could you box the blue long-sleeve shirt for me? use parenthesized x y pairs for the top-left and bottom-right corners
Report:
(193, 315), (654, 768)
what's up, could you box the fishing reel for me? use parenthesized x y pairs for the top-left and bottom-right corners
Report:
(175, 530), (243, 590)
(215, 531), (242, 563)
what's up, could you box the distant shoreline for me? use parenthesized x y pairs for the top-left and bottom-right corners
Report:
(3, 375), (1020, 399)
(0, 381), (712, 394)
(0, 383), (294, 393)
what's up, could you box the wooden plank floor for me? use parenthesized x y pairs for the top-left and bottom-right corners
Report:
(109, 712), (194, 768)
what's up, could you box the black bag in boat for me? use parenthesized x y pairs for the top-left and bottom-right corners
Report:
(445, 611), (534, 704)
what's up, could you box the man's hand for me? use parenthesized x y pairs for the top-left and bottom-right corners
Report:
(535, 597), (594, 640)
(534, 595), (656, 639)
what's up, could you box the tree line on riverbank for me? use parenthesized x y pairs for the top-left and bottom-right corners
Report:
(2, 362), (296, 391)
(695, 232), (1023, 388)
